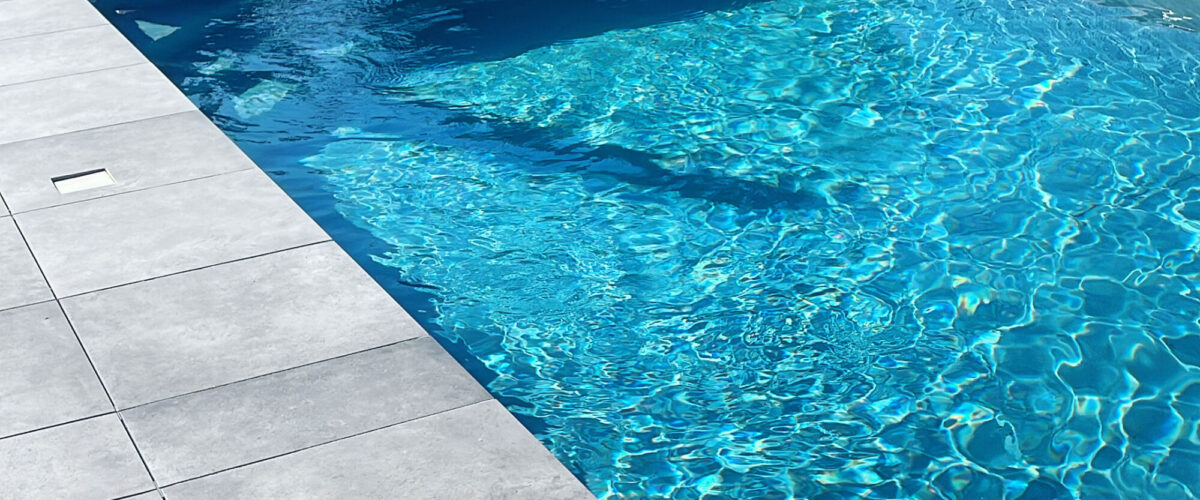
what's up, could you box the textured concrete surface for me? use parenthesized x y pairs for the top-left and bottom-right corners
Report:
(123, 338), (491, 485)
(20, 169), (329, 297)
(0, 24), (144, 87)
(0, 415), (155, 499)
(0, 301), (110, 438)
(0, 216), (52, 311)
(0, 63), (193, 145)
(0, 0), (591, 497)
(163, 401), (594, 499)
(0, 111), (256, 213)
(62, 242), (424, 408)
(0, 0), (108, 43)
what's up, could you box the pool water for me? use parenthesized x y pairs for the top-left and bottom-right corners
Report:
(94, 0), (1200, 497)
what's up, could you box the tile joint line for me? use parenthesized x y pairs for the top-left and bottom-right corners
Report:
(0, 21), (111, 44)
(0, 410), (115, 443)
(0, 109), (196, 149)
(11, 165), (259, 217)
(58, 238), (336, 301)
(0, 61), (146, 91)
(158, 399), (496, 490)
(116, 335), (435, 411)
(5, 215), (165, 496)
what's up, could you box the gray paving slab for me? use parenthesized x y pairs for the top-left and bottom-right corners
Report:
(0, 301), (110, 438)
(18, 168), (329, 297)
(0, 63), (194, 145)
(0, 216), (52, 311)
(0, 25), (145, 87)
(124, 337), (490, 485)
(0, 415), (154, 499)
(0, 0), (108, 42)
(163, 400), (593, 499)
(0, 111), (256, 213)
(62, 241), (425, 408)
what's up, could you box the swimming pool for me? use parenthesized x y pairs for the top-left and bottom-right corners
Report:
(95, 0), (1199, 497)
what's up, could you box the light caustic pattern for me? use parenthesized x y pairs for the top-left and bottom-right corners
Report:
(301, 0), (1200, 497)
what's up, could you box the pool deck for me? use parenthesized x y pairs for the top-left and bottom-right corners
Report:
(0, 0), (592, 497)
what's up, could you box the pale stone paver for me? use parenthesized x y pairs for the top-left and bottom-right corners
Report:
(19, 169), (329, 297)
(0, 24), (144, 86)
(123, 337), (490, 485)
(163, 401), (594, 499)
(0, 111), (255, 213)
(0, 0), (593, 496)
(0, 216), (52, 311)
(0, 415), (154, 499)
(0, 0), (108, 43)
(61, 242), (423, 408)
(0, 301), (110, 438)
(0, 63), (193, 145)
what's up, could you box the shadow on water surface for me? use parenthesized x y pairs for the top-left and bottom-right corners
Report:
(425, 113), (832, 211)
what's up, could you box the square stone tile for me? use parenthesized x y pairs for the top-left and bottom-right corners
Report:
(0, 415), (154, 499)
(124, 337), (488, 485)
(0, 25), (145, 87)
(0, 0), (108, 42)
(0, 63), (194, 145)
(62, 242), (426, 408)
(0, 111), (256, 213)
(0, 216), (52, 311)
(120, 493), (162, 500)
(0, 301), (111, 438)
(18, 169), (329, 297)
(163, 401), (594, 499)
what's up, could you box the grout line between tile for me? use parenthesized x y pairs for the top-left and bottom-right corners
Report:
(5, 215), (165, 496)
(0, 298), (57, 315)
(114, 335), (434, 411)
(55, 238), (335, 300)
(114, 490), (163, 500)
(0, 109), (196, 149)
(0, 411), (115, 442)
(115, 409), (166, 498)
(0, 22), (114, 41)
(9, 164), (259, 216)
(0, 60), (147, 90)
(157, 399), (496, 489)
(0, 98), (197, 149)
(0, 22), (111, 44)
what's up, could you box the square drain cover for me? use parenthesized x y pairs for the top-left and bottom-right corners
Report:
(52, 169), (115, 194)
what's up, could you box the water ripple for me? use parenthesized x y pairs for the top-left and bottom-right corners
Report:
(105, 0), (1200, 496)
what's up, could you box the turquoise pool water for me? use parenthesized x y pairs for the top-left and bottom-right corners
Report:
(96, 0), (1200, 497)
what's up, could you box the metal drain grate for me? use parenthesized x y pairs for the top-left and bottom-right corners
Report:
(52, 169), (115, 194)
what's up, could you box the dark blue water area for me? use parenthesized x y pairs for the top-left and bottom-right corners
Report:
(98, 0), (760, 76)
(91, 0), (1200, 497)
